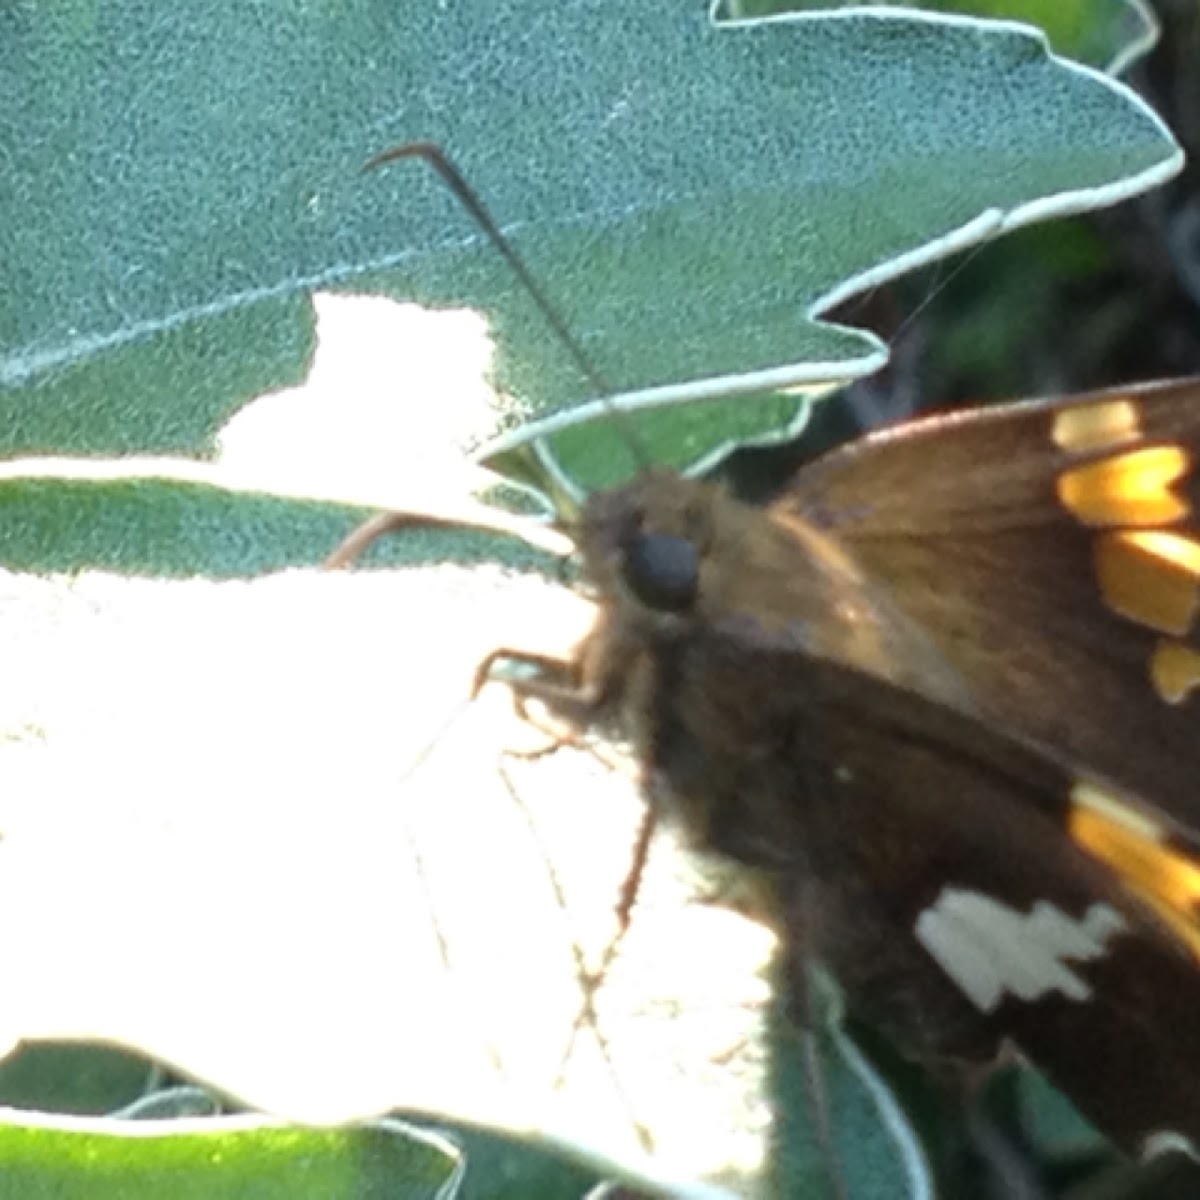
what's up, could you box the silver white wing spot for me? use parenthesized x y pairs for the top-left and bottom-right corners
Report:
(914, 889), (1127, 1013)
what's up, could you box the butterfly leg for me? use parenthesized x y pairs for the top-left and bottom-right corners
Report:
(782, 891), (852, 1200)
(492, 753), (656, 1154)
(798, 1026), (851, 1200)
(473, 646), (607, 736)
(481, 635), (655, 913)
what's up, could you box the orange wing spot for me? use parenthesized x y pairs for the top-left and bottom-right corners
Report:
(1070, 794), (1200, 963)
(1151, 640), (1200, 705)
(1052, 399), (1140, 453)
(1071, 780), (1164, 840)
(1094, 531), (1200, 636)
(1057, 446), (1191, 527)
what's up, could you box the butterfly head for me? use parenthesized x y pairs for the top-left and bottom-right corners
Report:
(576, 471), (717, 617)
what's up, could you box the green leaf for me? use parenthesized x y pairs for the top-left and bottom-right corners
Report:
(0, 1046), (156, 1118)
(1, 4), (1181, 518)
(726, 1), (1160, 74)
(0, 1113), (459, 1200)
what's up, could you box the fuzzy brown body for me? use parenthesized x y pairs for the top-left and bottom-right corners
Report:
(498, 379), (1200, 1165)
(329, 377), (1200, 1169)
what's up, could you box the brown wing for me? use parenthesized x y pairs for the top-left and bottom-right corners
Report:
(790, 653), (1200, 1164)
(777, 377), (1200, 826)
(643, 620), (1200, 1162)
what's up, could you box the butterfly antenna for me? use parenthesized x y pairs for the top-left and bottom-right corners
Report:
(368, 142), (650, 468)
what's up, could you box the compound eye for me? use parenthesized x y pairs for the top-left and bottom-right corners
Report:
(622, 530), (699, 612)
